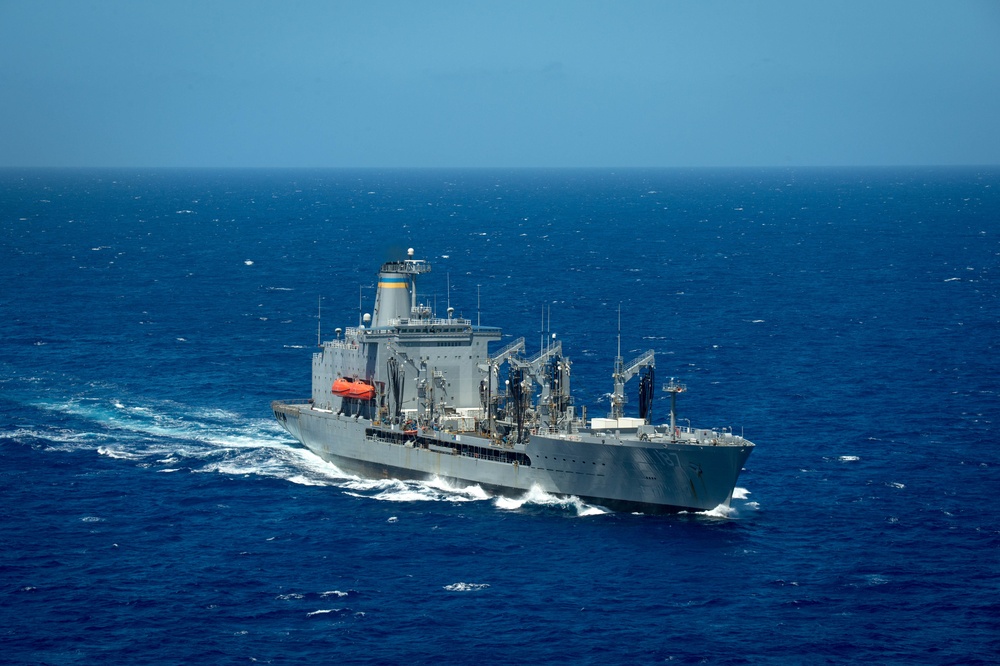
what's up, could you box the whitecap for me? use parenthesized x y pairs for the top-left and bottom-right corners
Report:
(692, 503), (737, 519)
(244, 260), (254, 266)
(306, 609), (340, 616)
(732, 487), (750, 500)
(321, 590), (349, 598)
(444, 582), (489, 592)
(495, 485), (608, 516)
(494, 495), (525, 511)
(839, 455), (860, 462)
(370, 487), (442, 503)
(423, 477), (490, 501)
(97, 446), (145, 460)
(285, 474), (336, 487)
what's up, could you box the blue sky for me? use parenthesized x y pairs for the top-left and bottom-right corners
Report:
(1, 0), (998, 167)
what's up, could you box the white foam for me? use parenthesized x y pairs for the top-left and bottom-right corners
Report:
(443, 582), (490, 592)
(732, 487), (750, 500)
(495, 485), (609, 516)
(97, 446), (145, 460)
(285, 474), (336, 487)
(321, 590), (349, 598)
(369, 487), (439, 503)
(306, 609), (339, 616)
(839, 455), (860, 462)
(494, 495), (523, 511)
(11, 426), (111, 449)
(423, 476), (490, 501)
(693, 503), (737, 519)
(34, 398), (292, 457)
(337, 474), (491, 505)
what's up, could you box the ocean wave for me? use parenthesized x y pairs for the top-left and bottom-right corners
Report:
(306, 608), (344, 617)
(97, 445), (146, 460)
(494, 485), (609, 517)
(340, 475), (491, 505)
(682, 503), (739, 519)
(443, 582), (490, 592)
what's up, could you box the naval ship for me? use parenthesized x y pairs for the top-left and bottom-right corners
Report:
(272, 249), (754, 513)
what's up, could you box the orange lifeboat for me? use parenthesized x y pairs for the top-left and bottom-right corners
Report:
(332, 377), (376, 400)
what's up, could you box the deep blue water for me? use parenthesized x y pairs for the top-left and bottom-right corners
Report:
(2, 168), (998, 664)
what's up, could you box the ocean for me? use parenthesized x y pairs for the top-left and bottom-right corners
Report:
(1, 167), (997, 664)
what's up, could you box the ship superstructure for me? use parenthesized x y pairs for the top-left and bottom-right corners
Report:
(272, 248), (754, 513)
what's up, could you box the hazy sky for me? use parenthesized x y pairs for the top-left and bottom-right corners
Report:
(2, 0), (998, 168)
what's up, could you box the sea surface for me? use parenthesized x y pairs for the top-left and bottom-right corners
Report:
(1, 167), (998, 664)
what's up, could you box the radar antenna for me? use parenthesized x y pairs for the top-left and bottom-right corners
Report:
(663, 378), (687, 439)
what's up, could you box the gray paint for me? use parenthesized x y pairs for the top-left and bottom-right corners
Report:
(274, 249), (754, 513)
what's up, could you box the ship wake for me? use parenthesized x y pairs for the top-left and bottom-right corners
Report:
(14, 384), (750, 518)
(15, 388), (610, 516)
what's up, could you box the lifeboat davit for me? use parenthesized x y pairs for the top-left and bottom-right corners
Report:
(332, 377), (376, 400)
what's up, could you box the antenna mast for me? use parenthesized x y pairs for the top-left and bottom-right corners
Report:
(617, 303), (622, 359)
(317, 295), (322, 347)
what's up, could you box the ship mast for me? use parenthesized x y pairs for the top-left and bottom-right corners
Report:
(663, 378), (687, 437)
(609, 305), (656, 420)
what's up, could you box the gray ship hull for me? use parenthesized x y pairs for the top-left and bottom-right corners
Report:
(273, 400), (752, 514)
(270, 248), (755, 515)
